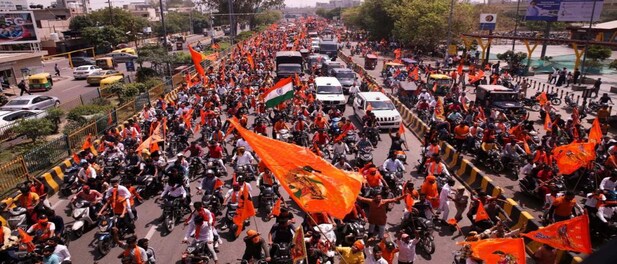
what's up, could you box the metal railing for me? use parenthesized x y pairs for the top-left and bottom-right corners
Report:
(0, 156), (28, 195)
(23, 136), (70, 172)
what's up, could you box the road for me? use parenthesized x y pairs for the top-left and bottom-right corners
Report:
(6, 33), (218, 110)
(47, 56), (472, 264)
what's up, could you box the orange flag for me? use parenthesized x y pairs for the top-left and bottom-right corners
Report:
(204, 52), (219, 62)
(291, 227), (308, 261)
(228, 117), (363, 219)
(457, 63), (463, 75)
(188, 45), (205, 76)
(149, 141), (159, 153)
(474, 201), (489, 222)
(469, 70), (484, 83)
(213, 178), (224, 190)
(183, 109), (194, 129)
(200, 109), (206, 126)
(458, 238), (526, 264)
(544, 113), (552, 132)
(107, 111), (113, 125)
(411, 67), (419, 81)
(552, 142), (596, 175)
(272, 198), (282, 217)
(432, 82), (438, 92)
(247, 54), (255, 70)
(537, 92), (548, 106)
(233, 185), (256, 237)
(398, 122), (405, 135)
(523, 214), (592, 254)
(523, 140), (531, 155)
(72, 153), (80, 163)
(588, 117), (603, 144)
(81, 134), (92, 150)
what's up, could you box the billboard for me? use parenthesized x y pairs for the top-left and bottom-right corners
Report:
(0, 11), (39, 45)
(479, 14), (497, 31)
(525, 0), (603, 22)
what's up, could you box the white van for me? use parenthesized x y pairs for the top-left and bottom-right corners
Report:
(353, 92), (401, 129)
(314, 77), (346, 111)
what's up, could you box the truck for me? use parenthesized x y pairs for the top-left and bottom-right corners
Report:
(319, 40), (339, 59)
(275, 51), (303, 80)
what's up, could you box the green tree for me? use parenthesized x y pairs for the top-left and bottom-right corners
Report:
(341, 7), (362, 30)
(69, 7), (148, 45)
(13, 118), (54, 143)
(81, 26), (128, 54)
(254, 10), (282, 26)
(46, 108), (65, 133)
(586, 45), (612, 61)
(201, 0), (285, 31)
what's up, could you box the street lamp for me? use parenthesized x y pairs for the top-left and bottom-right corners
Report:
(444, 0), (455, 66)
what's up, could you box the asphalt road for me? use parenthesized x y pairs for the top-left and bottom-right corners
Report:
(45, 57), (472, 264)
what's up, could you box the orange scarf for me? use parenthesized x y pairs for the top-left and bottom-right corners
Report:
(123, 246), (144, 264)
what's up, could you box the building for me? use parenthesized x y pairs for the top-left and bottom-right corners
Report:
(123, 1), (158, 21)
(568, 20), (617, 44)
(316, 0), (361, 9)
(0, 51), (48, 87)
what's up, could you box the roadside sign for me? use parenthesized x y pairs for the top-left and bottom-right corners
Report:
(524, 0), (603, 22)
(479, 14), (497, 31)
(126, 60), (135, 72)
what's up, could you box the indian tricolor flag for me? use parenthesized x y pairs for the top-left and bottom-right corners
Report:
(263, 77), (294, 108)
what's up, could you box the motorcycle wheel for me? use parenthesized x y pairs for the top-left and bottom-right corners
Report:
(531, 104), (541, 112)
(163, 215), (174, 233)
(62, 230), (72, 247)
(551, 98), (562, 106)
(230, 224), (238, 240)
(73, 226), (83, 239)
(422, 237), (436, 255)
(98, 239), (112, 256)
(492, 161), (505, 173)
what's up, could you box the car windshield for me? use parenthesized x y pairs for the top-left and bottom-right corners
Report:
(368, 101), (395, 110)
(6, 100), (29, 106)
(278, 65), (301, 72)
(90, 71), (106, 76)
(435, 79), (452, 85)
(492, 93), (518, 101)
(76, 66), (91, 71)
(320, 43), (337, 51)
(337, 72), (355, 79)
(317, 85), (342, 94)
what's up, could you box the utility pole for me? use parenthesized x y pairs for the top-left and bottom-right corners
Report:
(228, 0), (234, 46)
(444, 0), (455, 66)
(158, 0), (171, 76)
(511, 0), (522, 52)
(107, 0), (113, 26)
(580, 0), (599, 82)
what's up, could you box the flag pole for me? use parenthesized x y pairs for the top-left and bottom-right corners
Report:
(305, 212), (349, 264)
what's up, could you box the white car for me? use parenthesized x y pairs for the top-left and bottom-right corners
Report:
(353, 92), (402, 129)
(314, 77), (345, 111)
(0, 95), (60, 111)
(73, 65), (100, 80)
(0, 110), (47, 128)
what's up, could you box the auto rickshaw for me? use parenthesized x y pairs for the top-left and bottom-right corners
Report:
(401, 58), (418, 68)
(99, 75), (125, 94)
(364, 54), (377, 70)
(27, 73), (53, 92)
(381, 62), (405, 78)
(427, 74), (453, 96)
(111, 48), (136, 55)
(95, 57), (117, 70)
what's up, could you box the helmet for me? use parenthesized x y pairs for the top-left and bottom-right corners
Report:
(385, 241), (395, 250)
(205, 169), (215, 175)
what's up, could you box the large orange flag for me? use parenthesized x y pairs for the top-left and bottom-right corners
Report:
(552, 142), (596, 175)
(588, 117), (602, 144)
(228, 118), (363, 219)
(469, 70), (484, 84)
(136, 123), (164, 153)
(247, 54), (255, 70)
(188, 45), (205, 76)
(537, 92), (548, 106)
(434, 97), (445, 120)
(523, 214), (592, 254)
(458, 238), (526, 264)
(233, 185), (256, 237)
(411, 67), (419, 81)
(81, 134), (92, 150)
(474, 201), (489, 222)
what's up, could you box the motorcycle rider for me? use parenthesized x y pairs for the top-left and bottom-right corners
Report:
(70, 185), (102, 220)
(221, 183), (242, 230)
(312, 129), (330, 146)
(501, 135), (525, 162)
(257, 168), (281, 198)
(268, 218), (295, 258)
(272, 118), (289, 139)
(47, 236), (71, 263)
(206, 140), (226, 172)
(232, 146), (256, 174)
(335, 157), (353, 171)
(388, 129), (408, 153)
(16, 184), (40, 224)
(184, 141), (206, 168)
(394, 231), (420, 264)
(183, 214), (218, 264)
(382, 152), (405, 174)
(77, 159), (97, 185)
(242, 230), (270, 262)
(364, 243), (388, 264)
(355, 133), (373, 153)
(27, 214), (55, 243)
(199, 170), (224, 202)
(160, 173), (190, 212)
(425, 154), (450, 178)
(119, 235), (148, 264)
(332, 139), (349, 162)
(546, 191), (583, 223)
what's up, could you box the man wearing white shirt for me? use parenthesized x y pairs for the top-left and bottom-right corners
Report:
(395, 232), (419, 264)
(183, 214), (218, 263)
(600, 175), (617, 191)
(105, 179), (133, 219)
(48, 237), (71, 262)
(364, 245), (388, 264)
(77, 160), (97, 184)
(439, 179), (455, 222)
(233, 147), (255, 169)
(236, 138), (254, 153)
(382, 154), (405, 173)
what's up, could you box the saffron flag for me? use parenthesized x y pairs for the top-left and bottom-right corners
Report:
(228, 118), (363, 219)
(81, 134), (92, 150)
(435, 98), (445, 120)
(247, 54), (255, 70)
(544, 113), (552, 132)
(204, 52), (219, 62)
(469, 70), (485, 84)
(232, 184), (256, 237)
(411, 67), (419, 81)
(551, 142), (596, 175)
(588, 117), (603, 144)
(537, 92), (548, 106)
(523, 214), (592, 254)
(262, 77), (294, 109)
(474, 201), (489, 222)
(432, 82), (438, 93)
(458, 238), (526, 264)
(398, 122), (405, 135)
(17, 228), (35, 252)
(107, 111), (113, 125)
(136, 123), (164, 153)
(272, 198), (282, 217)
(188, 45), (205, 76)
(523, 140), (532, 155)
(291, 226), (308, 262)
(457, 63), (463, 75)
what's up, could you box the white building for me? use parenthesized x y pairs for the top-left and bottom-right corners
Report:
(123, 1), (158, 21)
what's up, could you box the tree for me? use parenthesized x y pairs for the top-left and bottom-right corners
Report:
(497, 50), (528, 74)
(586, 45), (612, 61)
(13, 118), (54, 143)
(341, 7), (362, 30)
(69, 7), (148, 45)
(46, 108), (65, 133)
(254, 10), (282, 26)
(201, 0), (285, 31)
(81, 26), (128, 54)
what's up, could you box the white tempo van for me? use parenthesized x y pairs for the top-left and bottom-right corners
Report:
(353, 92), (402, 129)
(314, 77), (346, 111)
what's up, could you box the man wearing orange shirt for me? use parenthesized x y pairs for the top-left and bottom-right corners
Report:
(547, 191), (583, 223)
(420, 176), (440, 209)
(453, 121), (470, 153)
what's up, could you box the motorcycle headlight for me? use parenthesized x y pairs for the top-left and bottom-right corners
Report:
(187, 247), (195, 253)
(99, 225), (108, 232)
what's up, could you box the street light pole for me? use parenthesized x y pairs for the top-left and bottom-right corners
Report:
(511, 0), (522, 52)
(228, 0), (234, 46)
(107, 0), (113, 26)
(444, 0), (455, 66)
(158, 0), (171, 77)
(580, 0), (599, 83)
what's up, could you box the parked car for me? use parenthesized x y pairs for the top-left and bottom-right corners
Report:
(0, 95), (60, 111)
(86, 70), (124, 86)
(107, 52), (138, 63)
(0, 110), (47, 127)
(70, 57), (95, 67)
(73, 65), (100, 80)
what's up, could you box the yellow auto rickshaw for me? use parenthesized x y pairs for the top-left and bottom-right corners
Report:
(381, 62), (404, 77)
(427, 74), (453, 96)
(27, 73), (53, 92)
(96, 57), (117, 70)
(364, 54), (378, 70)
(99, 75), (125, 96)
(111, 48), (136, 56)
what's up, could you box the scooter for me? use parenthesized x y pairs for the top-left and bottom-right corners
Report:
(135, 174), (157, 199)
(60, 164), (81, 197)
(181, 240), (215, 264)
(70, 200), (97, 238)
(355, 147), (373, 168)
(0, 205), (28, 230)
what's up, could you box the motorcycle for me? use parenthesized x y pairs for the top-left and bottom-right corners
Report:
(181, 240), (215, 264)
(271, 243), (293, 264)
(564, 94), (578, 109)
(160, 196), (188, 234)
(0, 205), (27, 230)
(258, 185), (277, 216)
(135, 174), (157, 199)
(224, 203), (239, 239)
(343, 130), (358, 154)
(335, 220), (366, 246)
(365, 127), (380, 147)
(483, 149), (504, 173)
(70, 200), (98, 239)
(522, 98), (541, 112)
(383, 169), (405, 196)
(402, 215), (435, 255)
(293, 130), (310, 147)
(588, 101), (604, 113)
(276, 129), (293, 142)
(206, 158), (227, 177)
(519, 175), (566, 201)
(355, 147), (373, 168)
(95, 215), (131, 256)
(60, 164), (81, 197)
(329, 117), (342, 137)
(188, 157), (204, 181)
(202, 193), (222, 216)
(236, 164), (256, 182)
(532, 92), (561, 105)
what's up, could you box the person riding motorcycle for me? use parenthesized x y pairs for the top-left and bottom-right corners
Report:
(206, 140), (226, 170)
(501, 135), (526, 162)
(182, 214), (218, 264)
(27, 214), (55, 243)
(257, 168), (281, 199)
(77, 159), (97, 185)
(71, 185), (103, 220)
(242, 230), (270, 262)
(382, 152), (405, 174)
(425, 154), (450, 178)
(313, 129), (330, 146)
